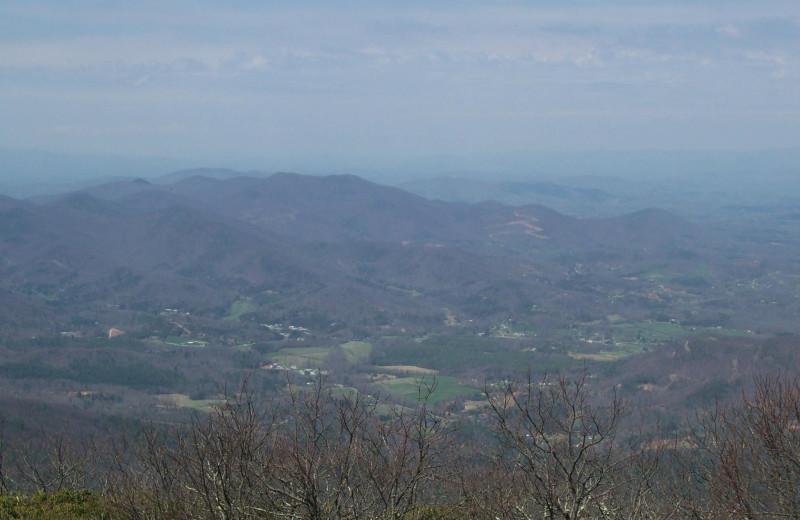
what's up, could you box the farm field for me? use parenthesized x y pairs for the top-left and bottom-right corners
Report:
(165, 336), (208, 347)
(270, 346), (333, 368)
(376, 365), (439, 375)
(607, 321), (749, 342)
(340, 341), (372, 362)
(157, 393), (223, 411)
(373, 334), (578, 376)
(224, 298), (256, 321)
(373, 375), (480, 406)
(268, 341), (372, 368)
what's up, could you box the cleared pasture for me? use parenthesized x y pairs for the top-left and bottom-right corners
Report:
(165, 336), (208, 347)
(374, 375), (480, 406)
(224, 298), (256, 321)
(157, 393), (222, 410)
(377, 365), (439, 375)
(340, 341), (372, 363)
(272, 346), (333, 368)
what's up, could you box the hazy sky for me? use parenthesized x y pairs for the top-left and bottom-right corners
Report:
(2, 1), (799, 164)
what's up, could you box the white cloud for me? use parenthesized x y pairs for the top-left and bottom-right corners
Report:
(716, 24), (742, 38)
(744, 51), (786, 65)
(249, 55), (268, 69)
(2, 1), (800, 158)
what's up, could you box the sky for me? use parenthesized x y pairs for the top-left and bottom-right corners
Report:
(1, 1), (799, 170)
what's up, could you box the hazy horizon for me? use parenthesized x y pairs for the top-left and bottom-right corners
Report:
(2, 1), (799, 179)
(2, 145), (800, 188)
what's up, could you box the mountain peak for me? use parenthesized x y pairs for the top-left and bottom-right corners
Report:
(0, 194), (22, 210)
(159, 167), (267, 185)
(55, 192), (117, 216)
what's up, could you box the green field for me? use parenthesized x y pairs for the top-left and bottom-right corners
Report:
(165, 336), (208, 347)
(157, 393), (222, 410)
(224, 298), (256, 321)
(375, 334), (577, 375)
(270, 342), (373, 368)
(598, 342), (649, 358)
(272, 346), (333, 368)
(708, 328), (752, 337)
(375, 375), (480, 406)
(386, 286), (422, 297)
(611, 322), (685, 342)
(340, 341), (372, 363)
(611, 321), (750, 343)
(577, 321), (753, 359)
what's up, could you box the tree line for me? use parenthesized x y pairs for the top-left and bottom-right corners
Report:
(1, 370), (799, 519)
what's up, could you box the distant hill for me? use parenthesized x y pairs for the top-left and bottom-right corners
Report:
(156, 168), (271, 184)
(397, 177), (629, 218)
(48, 172), (704, 253)
(0, 171), (718, 336)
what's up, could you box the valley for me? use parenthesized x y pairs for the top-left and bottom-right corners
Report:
(0, 170), (798, 436)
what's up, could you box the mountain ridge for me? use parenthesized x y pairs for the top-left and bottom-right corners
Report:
(0, 171), (721, 337)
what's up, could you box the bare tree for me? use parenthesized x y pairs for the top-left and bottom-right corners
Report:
(122, 375), (460, 520)
(479, 370), (669, 520)
(173, 380), (281, 519)
(682, 373), (800, 519)
(0, 415), (10, 493)
(355, 380), (460, 519)
(457, 451), (526, 520)
(271, 377), (460, 519)
(11, 427), (103, 494)
(113, 377), (280, 520)
(113, 425), (187, 520)
(268, 377), (368, 519)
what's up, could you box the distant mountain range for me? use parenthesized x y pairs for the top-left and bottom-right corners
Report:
(0, 171), (712, 336)
(72, 171), (696, 247)
(4, 146), (800, 202)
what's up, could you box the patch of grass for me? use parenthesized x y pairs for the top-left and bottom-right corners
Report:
(611, 321), (751, 344)
(694, 264), (712, 279)
(340, 341), (372, 363)
(386, 286), (422, 297)
(224, 298), (256, 321)
(377, 365), (439, 375)
(158, 393), (222, 410)
(603, 341), (648, 358)
(704, 326), (752, 337)
(0, 490), (112, 519)
(512, 322), (537, 333)
(568, 352), (620, 362)
(575, 322), (753, 360)
(611, 341), (648, 353)
(611, 322), (685, 343)
(376, 375), (480, 406)
(272, 346), (333, 368)
(571, 340), (650, 361)
(374, 335), (576, 376)
(165, 336), (208, 347)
